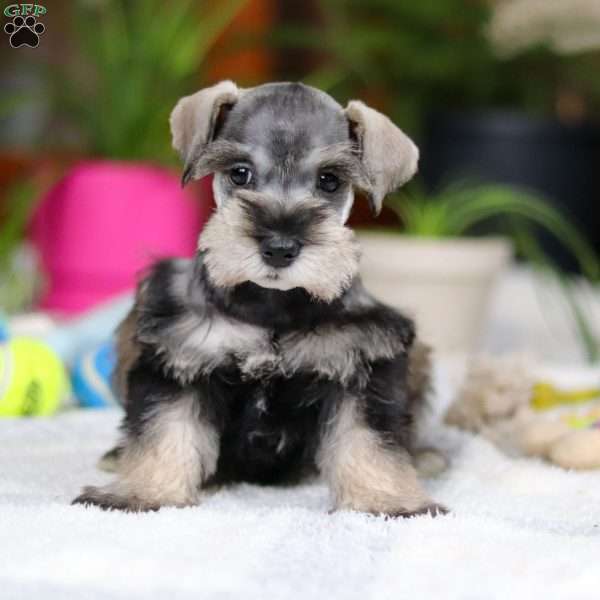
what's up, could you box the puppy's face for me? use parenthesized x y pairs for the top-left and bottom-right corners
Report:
(211, 84), (361, 220)
(170, 81), (419, 302)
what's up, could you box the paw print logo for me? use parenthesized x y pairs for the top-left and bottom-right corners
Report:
(4, 15), (45, 48)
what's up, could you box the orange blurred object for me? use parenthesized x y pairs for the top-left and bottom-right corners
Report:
(207, 0), (275, 84)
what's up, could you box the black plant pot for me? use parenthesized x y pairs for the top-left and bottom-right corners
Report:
(420, 110), (600, 272)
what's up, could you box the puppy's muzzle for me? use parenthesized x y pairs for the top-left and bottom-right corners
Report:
(260, 236), (301, 269)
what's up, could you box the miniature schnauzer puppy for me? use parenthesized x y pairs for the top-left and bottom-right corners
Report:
(73, 81), (446, 517)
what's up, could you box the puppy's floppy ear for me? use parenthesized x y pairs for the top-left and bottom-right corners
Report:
(345, 100), (419, 216)
(170, 80), (240, 185)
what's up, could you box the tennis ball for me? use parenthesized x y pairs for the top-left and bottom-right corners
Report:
(0, 338), (70, 417)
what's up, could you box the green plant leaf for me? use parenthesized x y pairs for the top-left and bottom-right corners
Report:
(389, 182), (600, 281)
(0, 181), (40, 265)
(41, 0), (248, 163)
(511, 222), (600, 362)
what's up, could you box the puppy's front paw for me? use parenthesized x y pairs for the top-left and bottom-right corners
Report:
(332, 501), (450, 519)
(72, 485), (159, 513)
(386, 502), (449, 519)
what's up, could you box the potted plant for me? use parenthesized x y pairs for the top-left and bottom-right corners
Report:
(20, 0), (246, 314)
(358, 183), (600, 356)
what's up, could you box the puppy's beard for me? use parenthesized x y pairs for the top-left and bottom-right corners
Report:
(198, 193), (361, 302)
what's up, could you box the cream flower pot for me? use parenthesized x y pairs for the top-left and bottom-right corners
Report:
(358, 233), (513, 354)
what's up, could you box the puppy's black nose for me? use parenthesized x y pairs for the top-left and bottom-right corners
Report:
(260, 237), (301, 268)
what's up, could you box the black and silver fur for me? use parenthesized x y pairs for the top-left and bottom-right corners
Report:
(73, 81), (446, 517)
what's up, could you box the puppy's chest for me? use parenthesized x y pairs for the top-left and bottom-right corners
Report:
(212, 371), (333, 484)
(236, 327), (358, 382)
(163, 311), (391, 385)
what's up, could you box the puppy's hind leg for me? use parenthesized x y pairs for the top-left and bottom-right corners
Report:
(73, 392), (220, 512)
(97, 445), (123, 473)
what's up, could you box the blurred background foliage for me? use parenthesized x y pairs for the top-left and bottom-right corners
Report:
(0, 0), (599, 357)
(2, 0), (600, 156)
(55, 0), (246, 163)
(275, 0), (600, 133)
(2, 0), (247, 164)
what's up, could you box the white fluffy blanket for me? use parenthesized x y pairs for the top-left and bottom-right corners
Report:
(2, 360), (600, 600)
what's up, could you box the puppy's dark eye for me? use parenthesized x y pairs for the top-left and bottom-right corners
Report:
(229, 166), (253, 186)
(317, 172), (340, 193)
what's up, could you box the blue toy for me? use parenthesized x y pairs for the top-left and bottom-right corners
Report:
(71, 341), (119, 408)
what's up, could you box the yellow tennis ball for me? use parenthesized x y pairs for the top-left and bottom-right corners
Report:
(0, 338), (70, 417)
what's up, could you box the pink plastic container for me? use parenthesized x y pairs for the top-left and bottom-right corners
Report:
(30, 161), (212, 315)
